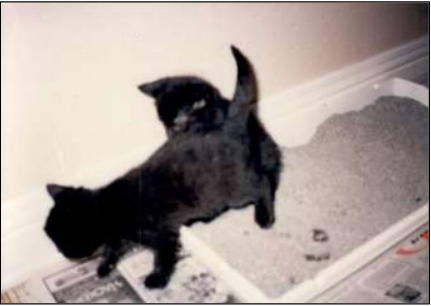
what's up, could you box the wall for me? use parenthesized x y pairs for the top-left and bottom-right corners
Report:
(1, 3), (427, 202)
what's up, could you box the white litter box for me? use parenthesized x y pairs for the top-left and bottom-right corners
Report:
(180, 78), (429, 303)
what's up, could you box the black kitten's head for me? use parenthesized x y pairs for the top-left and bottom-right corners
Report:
(138, 46), (257, 138)
(139, 76), (229, 137)
(44, 184), (102, 259)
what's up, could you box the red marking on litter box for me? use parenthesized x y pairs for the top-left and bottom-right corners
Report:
(395, 230), (429, 257)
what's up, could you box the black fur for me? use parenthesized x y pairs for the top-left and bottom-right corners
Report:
(44, 46), (277, 289)
(138, 76), (229, 137)
(139, 46), (282, 220)
(45, 134), (266, 288)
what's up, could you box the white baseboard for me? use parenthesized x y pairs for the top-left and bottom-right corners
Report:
(260, 35), (428, 122)
(1, 35), (428, 293)
(262, 35), (428, 147)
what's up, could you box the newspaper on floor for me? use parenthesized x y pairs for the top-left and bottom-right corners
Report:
(1, 248), (235, 303)
(313, 222), (429, 303)
(119, 250), (236, 303)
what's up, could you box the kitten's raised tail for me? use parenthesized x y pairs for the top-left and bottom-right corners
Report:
(230, 45), (258, 117)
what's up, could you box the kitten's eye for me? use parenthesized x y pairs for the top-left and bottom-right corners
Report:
(174, 113), (188, 125)
(192, 99), (206, 110)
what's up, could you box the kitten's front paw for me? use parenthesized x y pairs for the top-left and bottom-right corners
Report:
(97, 263), (114, 278)
(144, 272), (169, 289)
(255, 208), (275, 229)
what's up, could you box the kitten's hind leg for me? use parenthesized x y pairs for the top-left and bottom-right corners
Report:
(144, 230), (180, 289)
(267, 167), (281, 202)
(254, 178), (275, 229)
(260, 136), (282, 202)
(97, 240), (129, 277)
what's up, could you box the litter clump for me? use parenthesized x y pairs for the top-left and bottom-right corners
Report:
(312, 229), (329, 242)
(304, 253), (331, 262)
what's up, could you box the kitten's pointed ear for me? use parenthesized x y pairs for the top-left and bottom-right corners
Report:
(138, 80), (165, 99)
(46, 184), (66, 198)
(230, 45), (258, 113)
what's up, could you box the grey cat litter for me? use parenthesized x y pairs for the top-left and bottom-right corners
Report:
(190, 96), (429, 298)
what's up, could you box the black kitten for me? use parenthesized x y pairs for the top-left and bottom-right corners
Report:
(44, 47), (270, 290)
(139, 46), (282, 225)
